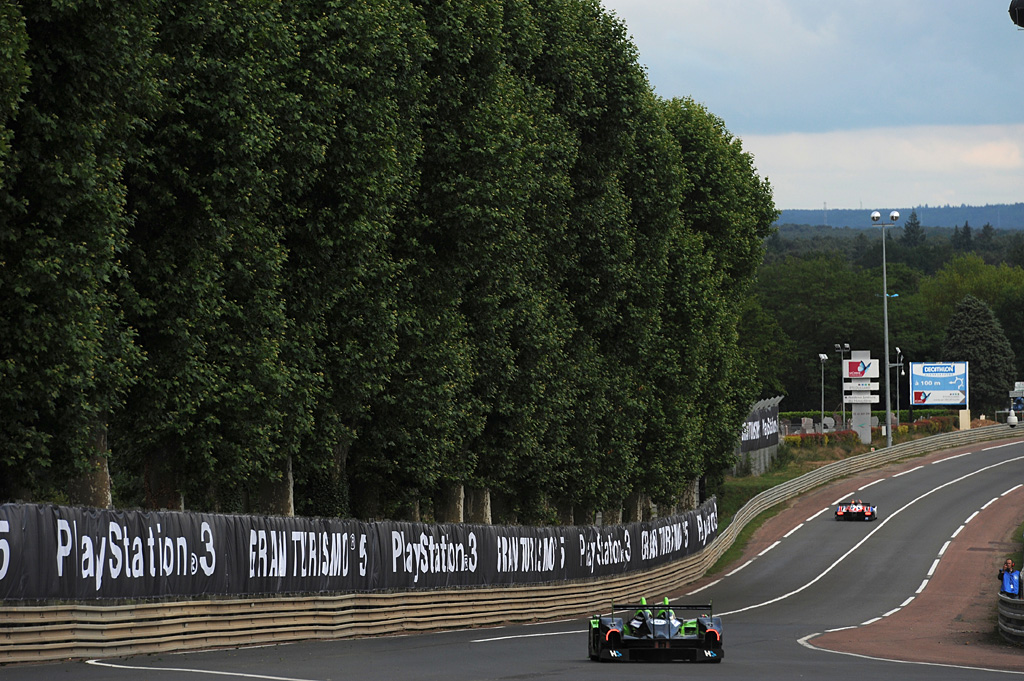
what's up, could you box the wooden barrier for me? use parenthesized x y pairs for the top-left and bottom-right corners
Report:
(2, 425), (1020, 664)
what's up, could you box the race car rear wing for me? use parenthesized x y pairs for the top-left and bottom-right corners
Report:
(610, 602), (713, 616)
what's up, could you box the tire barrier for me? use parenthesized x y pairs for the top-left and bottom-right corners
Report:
(2, 424), (1020, 664)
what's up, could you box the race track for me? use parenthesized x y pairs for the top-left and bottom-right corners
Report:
(7, 436), (1024, 680)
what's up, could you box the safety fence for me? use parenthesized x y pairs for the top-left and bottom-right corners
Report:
(2, 424), (1020, 664)
(999, 593), (1024, 645)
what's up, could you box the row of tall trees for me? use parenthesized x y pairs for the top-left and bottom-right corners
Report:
(0, 0), (776, 523)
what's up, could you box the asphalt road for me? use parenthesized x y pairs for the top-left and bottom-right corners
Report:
(7, 436), (1024, 680)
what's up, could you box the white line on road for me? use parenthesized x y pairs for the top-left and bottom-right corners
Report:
(716, 454), (1024, 618)
(892, 465), (924, 478)
(784, 523), (804, 538)
(86, 660), (319, 681)
(806, 507), (830, 522)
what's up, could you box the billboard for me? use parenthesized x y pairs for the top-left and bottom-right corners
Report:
(910, 362), (969, 406)
(0, 500), (719, 601)
(843, 359), (879, 379)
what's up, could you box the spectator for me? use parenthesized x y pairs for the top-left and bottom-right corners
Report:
(999, 559), (1020, 597)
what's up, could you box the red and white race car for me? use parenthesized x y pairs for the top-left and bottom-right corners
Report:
(834, 499), (878, 521)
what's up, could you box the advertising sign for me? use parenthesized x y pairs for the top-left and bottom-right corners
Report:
(0, 500), (718, 601)
(740, 401), (780, 453)
(909, 362), (969, 406)
(843, 359), (879, 379)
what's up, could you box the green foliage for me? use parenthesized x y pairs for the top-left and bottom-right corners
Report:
(2, 0), (781, 520)
(941, 295), (1016, 414)
(0, 0), (157, 502)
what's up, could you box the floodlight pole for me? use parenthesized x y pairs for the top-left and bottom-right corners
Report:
(873, 210), (900, 448)
(818, 353), (828, 434)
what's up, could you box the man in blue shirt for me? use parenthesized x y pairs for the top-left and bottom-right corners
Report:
(998, 559), (1020, 597)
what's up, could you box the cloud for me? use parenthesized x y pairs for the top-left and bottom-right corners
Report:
(740, 124), (1024, 208)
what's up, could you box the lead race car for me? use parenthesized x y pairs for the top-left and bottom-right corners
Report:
(835, 499), (878, 521)
(588, 597), (723, 662)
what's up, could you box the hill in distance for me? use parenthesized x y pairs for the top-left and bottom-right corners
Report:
(776, 203), (1024, 230)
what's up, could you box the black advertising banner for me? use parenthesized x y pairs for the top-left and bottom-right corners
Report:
(740, 402), (780, 452)
(0, 499), (717, 600)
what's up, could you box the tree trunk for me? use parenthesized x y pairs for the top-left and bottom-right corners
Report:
(465, 487), (491, 524)
(67, 427), (112, 509)
(257, 456), (294, 516)
(435, 482), (464, 523)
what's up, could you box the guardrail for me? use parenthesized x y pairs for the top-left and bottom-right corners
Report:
(999, 593), (1024, 644)
(2, 425), (1020, 664)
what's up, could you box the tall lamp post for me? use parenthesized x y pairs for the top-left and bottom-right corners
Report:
(892, 347), (905, 429)
(872, 210), (900, 447)
(834, 342), (850, 429)
(818, 353), (828, 433)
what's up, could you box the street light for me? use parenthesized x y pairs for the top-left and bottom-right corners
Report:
(819, 353), (828, 434)
(834, 343), (850, 429)
(872, 210), (900, 447)
(892, 347), (905, 430)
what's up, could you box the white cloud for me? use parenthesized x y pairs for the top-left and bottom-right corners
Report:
(740, 124), (1024, 209)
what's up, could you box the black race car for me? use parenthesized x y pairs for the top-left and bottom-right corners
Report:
(835, 499), (878, 521)
(588, 597), (723, 662)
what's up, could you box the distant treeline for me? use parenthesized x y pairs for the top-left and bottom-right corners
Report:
(777, 203), (1024, 230)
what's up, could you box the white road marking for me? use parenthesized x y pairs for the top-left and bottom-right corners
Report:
(951, 524), (965, 539)
(726, 559), (754, 576)
(938, 540), (950, 557)
(1003, 484), (1024, 496)
(926, 558), (940, 577)
(807, 507), (830, 522)
(797, 635), (1024, 675)
(758, 541), (781, 557)
(472, 630), (581, 643)
(901, 596), (915, 607)
(686, 579), (720, 595)
(932, 451), (972, 464)
(857, 479), (884, 491)
(984, 442), (1020, 451)
(86, 660), (319, 681)
(717, 454), (1024, 618)
(892, 465), (924, 478)
(784, 523), (804, 538)
(916, 579), (929, 594)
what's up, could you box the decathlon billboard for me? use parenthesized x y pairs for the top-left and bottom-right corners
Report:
(909, 362), (969, 406)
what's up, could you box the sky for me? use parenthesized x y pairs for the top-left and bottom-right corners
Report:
(599, 0), (1024, 210)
